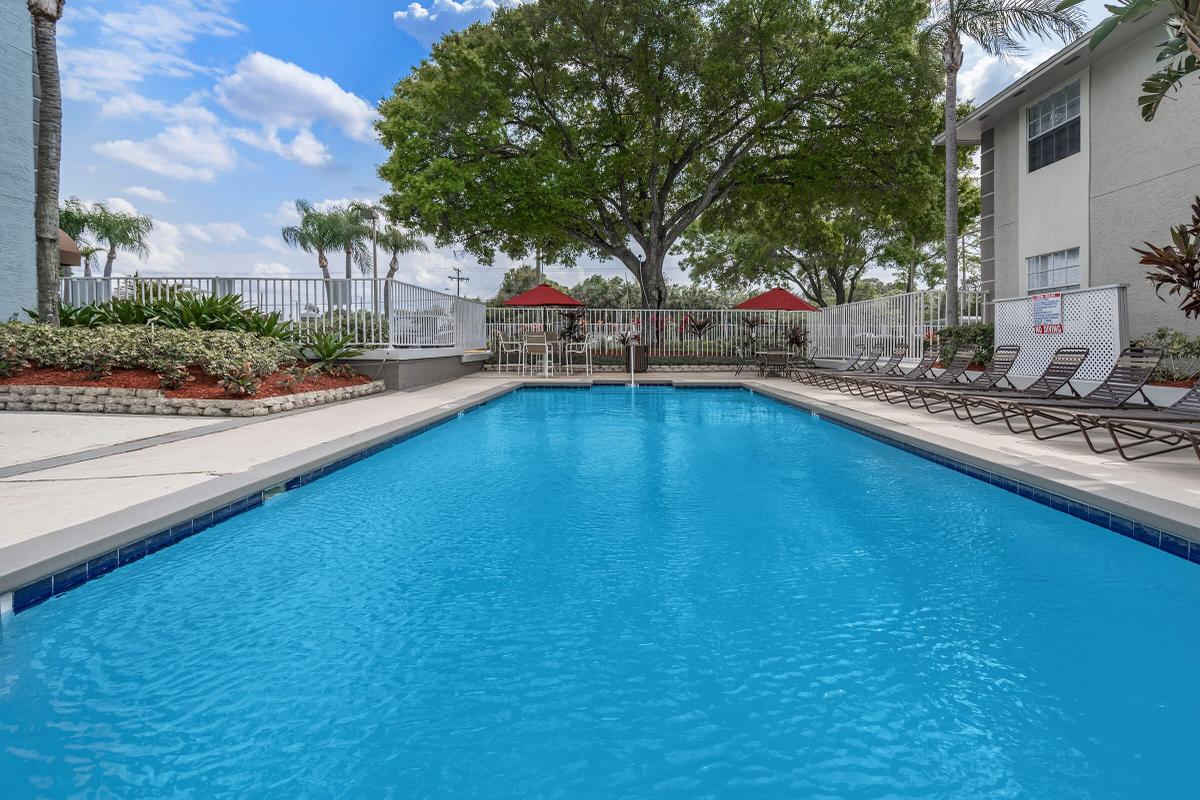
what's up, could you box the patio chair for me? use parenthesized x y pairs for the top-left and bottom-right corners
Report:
(493, 331), (523, 374)
(836, 350), (939, 399)
(758, 349), (790, 377)
(563, 334), (593, 376)
(1011, 363), (1200, 460)
(836, 346), (978, 403)
(733, 342), (757, 376)
(523, 332), (555, 376)
(800, 345), (884, 387)
(903, 345), (1022, 414)
(987, 347), (1163, 439)
(932, 347), (1091, 424)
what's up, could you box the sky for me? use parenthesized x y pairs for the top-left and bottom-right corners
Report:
(59, 0), (1111, 299)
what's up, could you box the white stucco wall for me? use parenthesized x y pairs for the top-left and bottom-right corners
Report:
(0, 0), (35, 322)
(1014, 69), (1091, 295)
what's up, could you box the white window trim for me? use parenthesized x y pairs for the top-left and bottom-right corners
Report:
(1026, 247), (1081, 294)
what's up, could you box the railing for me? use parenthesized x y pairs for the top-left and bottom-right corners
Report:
(487, 289), (988, 363)
(486, 307), (815, 362)
(807, 289), (988, 360)
(58, 276), (487, 351)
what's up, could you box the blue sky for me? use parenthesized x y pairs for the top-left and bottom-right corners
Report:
(59, 0), (1110, 299)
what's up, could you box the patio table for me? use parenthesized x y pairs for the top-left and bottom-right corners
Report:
(756, 350), (789, 377)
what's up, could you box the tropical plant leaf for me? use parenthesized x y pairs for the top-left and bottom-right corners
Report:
(1136, 196), (1200, 318)
(1138, 53), (1199, 119)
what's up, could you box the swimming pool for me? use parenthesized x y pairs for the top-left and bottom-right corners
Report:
(2, 386), (1198, 798)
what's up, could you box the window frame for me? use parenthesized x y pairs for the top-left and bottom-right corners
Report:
(1026, 247), (1082, 294)
(1026, 81), (1081, 173)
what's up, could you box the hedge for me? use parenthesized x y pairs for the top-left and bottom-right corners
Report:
(0, 323), (296, 381)
(936, 323), (994, 367)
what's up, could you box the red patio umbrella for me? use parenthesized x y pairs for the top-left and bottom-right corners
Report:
(734, 286), (818, 312)
(504, 283), (583, 307)
(734, 287), (816, 351)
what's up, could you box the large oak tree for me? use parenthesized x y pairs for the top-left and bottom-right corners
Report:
(377, 0), (937, 307)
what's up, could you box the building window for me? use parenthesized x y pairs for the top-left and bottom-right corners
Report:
(1027, 247), (1081, 293)
(1027, 81), (1080, 172)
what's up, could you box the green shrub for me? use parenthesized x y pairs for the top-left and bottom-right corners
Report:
(0, 324), (296, 381)
(1132, 327), (1200, 382)
(0, 346), (28, 378)
(937, 323), (994, 367)
(30, 294), (298, 342)
(157, 363), (193, 390)
(218, 362), (261, 397)
(81, 351), (114, 380)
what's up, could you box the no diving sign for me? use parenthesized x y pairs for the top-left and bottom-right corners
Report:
(1031, 292), (1063, 334)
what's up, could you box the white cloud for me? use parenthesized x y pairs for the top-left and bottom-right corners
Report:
(252, 261), (294, 276)
(94, 125), (237, 181)
(122, 186), (173, 203)
(393, 0), (531, 41)
(215, 53), (379, 143)
(183, 222), (249, 243)
(229, 126), (331, 167)
(104, 196), (141, 215)
(102, 92), (219, 125)
(145, 220), (187, 271)
(93, 0), (245, 52)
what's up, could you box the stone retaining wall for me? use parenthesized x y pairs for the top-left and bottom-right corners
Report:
(0, 381), (386, 417)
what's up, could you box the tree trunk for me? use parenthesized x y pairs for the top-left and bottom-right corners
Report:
(83, 255), (91, 278)
(31, 14), (62, 325)
(344, 245), (352, 280)
(906, 234), (916, 293)
(944, 32), (963, 328)
(103, 245), (116, 278)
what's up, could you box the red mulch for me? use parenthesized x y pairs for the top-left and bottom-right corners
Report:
(1149, 379), (1198, 388)
(0, 366), (371, 400)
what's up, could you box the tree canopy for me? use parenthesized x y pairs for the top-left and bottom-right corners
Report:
(378, 0), (939, 307)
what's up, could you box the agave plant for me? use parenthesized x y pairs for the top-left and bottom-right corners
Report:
(304, 330), (365, 371)
(1136, 196), (1200, 318)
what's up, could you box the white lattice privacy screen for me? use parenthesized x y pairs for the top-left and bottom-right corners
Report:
(993, 285), (1128, 382)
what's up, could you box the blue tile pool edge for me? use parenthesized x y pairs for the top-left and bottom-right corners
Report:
(8, 382), (1195, 615)
(6, 397), (503, 616)
(745, 386), (1200, 569)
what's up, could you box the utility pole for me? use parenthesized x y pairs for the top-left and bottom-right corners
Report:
(448, 267), (469, 297)
(535, 245), (542, 280)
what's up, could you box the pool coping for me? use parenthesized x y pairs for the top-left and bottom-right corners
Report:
(3, 376), (1197, 616)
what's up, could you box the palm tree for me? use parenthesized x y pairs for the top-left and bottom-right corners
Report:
(58, 197), (92, 278)
(379, 224), (428, 281)
(28, 0), (67, 324)
(378, 223), (428, 319)
(330, 203), (373, 279)
(87, 203), (154, 277)
(923, 0), (1085, 325)
(78, 245), (103, 278)
(280, 199), (342, 280)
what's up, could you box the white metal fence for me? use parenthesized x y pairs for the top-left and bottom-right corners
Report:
(486, 307), (815, 362)
(994, 284), (1127, 382)
(486, 289), (987, 364)
(58, 276), (487, 351)
(807, 289), (988, 360)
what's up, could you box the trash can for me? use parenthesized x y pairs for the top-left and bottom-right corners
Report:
(626, 343), (648, 373)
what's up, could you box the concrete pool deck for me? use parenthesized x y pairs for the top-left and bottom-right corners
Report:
(2, 371), (1198, 601)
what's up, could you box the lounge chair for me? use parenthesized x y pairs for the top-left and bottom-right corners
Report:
(846, 347), (986, 405)
(789, 345), (866, 383)
(904, 345), (1022, 413)
(801, 345), (885, 387)
(934, 346), (1091, 424)
(836, 350), (939, 399)
(1017, 370), (1200, 460)
(971, 347), (1163, 438)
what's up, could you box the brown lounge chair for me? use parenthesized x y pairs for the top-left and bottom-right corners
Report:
(791, 345), (878, 385)
(904, 345), (1022, 413)
(935, 346), (1092, 424)
(840, 347), (981, 403)
(971, 347), (1163, 437)
(1018, 369), (1200, 461)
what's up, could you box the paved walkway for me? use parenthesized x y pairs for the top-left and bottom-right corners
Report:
(2, 370), (1197, 595)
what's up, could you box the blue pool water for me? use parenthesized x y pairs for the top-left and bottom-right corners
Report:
(2, 387), (1199, 798)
